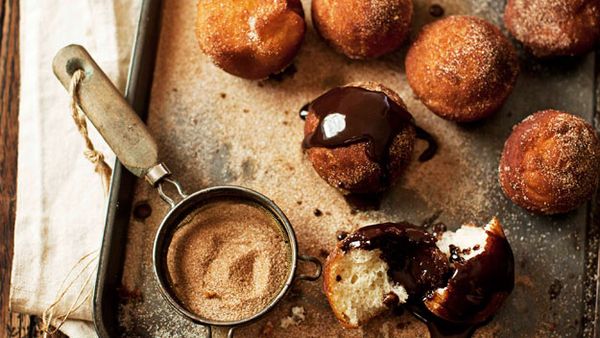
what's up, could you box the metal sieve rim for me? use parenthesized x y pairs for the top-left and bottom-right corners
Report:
(152, 185), (299, 328)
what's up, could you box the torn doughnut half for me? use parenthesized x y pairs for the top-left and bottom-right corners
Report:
(426, 218), (514, 324)
(323, 248), (409, 327)
(323, 218), (514, 329)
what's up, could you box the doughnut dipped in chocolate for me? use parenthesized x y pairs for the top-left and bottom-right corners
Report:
(422, 218), (514, 331)
(323, 218), (514, 338)
(302, 82), (418, 196)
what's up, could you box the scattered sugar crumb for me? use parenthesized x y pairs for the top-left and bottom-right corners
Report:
(280, 306), (306, 328)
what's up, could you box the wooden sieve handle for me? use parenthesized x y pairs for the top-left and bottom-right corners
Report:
(52, 44), (160, 179)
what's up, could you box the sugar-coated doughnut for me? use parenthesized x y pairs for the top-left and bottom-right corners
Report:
(504, 0), (600, 57)
(311, 0), (413, 59)
(195, 0), (306, 79)
(499, 110), (600, 214)
(405, 16), (519, 122)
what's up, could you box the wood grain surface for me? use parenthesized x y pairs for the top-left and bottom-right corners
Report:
(0, 0), (21, 335)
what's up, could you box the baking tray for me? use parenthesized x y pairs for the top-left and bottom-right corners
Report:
(93, 0), (600, 336)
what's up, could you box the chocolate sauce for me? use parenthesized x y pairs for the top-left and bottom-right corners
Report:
(302, 86), (414, 164)
(429, 4), (445, 17)
(415, 126), (438, 162)
(343, 192), (381, 211)
(336, 231), (349, 241)
(301, 87), (438, 169)
(428, 231), (514, 325)
(448, 244), (465, 263)
(339, 222), (514, 338)
(299, 103), (309, 120)
(340, 222), (451, 297)
(383, 292), (400, 308)
(431, 222), (447, 239)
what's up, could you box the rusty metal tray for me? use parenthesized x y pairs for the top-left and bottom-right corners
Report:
(93, 0), (600, 336)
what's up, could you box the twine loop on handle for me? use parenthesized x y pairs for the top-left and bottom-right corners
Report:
(68, 69), (112, 195)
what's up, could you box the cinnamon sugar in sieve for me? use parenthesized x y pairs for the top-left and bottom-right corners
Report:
(166, 199), (291, 322)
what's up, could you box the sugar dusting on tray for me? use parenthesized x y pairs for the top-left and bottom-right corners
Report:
(115, 0), (598, 337)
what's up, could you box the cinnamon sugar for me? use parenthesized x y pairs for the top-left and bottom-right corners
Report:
(504, 0), (600, 56)
(526, 112), (599, 193)
(499, 110), (600, 213)
(505, 0), (573, 52)
(166, 199), (291, 321)
(405, 15), (519, 121)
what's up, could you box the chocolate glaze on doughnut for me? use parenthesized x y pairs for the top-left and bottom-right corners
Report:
(339, 222), (451, 297)
(303, 87), (414, 165)
(302, 84), (415, 194)
(300, 92), (437, 164)
(338, 222), (514, 338)
(424, 224), (515, 326)
(299, 102), (310, 120)
(302, 83), (440, 196)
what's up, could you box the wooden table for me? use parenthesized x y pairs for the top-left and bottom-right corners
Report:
(0, 0), (36, 336)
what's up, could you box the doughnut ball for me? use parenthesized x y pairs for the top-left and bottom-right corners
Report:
(195, 0), (306, 79)
(499, 110), (600, 214)
(504, 0), (600, 57)
(303, 82), (416, 194)
(311, 0), (413, 59)
(405, 16), (519, 122)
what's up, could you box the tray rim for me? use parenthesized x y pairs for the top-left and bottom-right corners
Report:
(92, 0), (600, 336)
(92, 0), (163, 336)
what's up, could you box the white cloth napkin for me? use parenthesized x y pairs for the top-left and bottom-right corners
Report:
(11, 0), (141, 336)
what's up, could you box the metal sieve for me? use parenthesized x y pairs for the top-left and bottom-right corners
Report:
(53, 45), (322, 338)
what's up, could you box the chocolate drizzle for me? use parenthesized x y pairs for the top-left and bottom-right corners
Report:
(414, 226), (514, 338)
(338, 222), (515, 338)
(425, 229), (514, 325)
(301, 87), (438, 168)
(415, 126), (438, 162)
(429, 4), (445, 17)
(299, 102), (309, 120)
(343, 193), (381, 211)
(340, 222), (451, 298)
(335, 231), (349, 241)
(302, 86), (414, 163)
